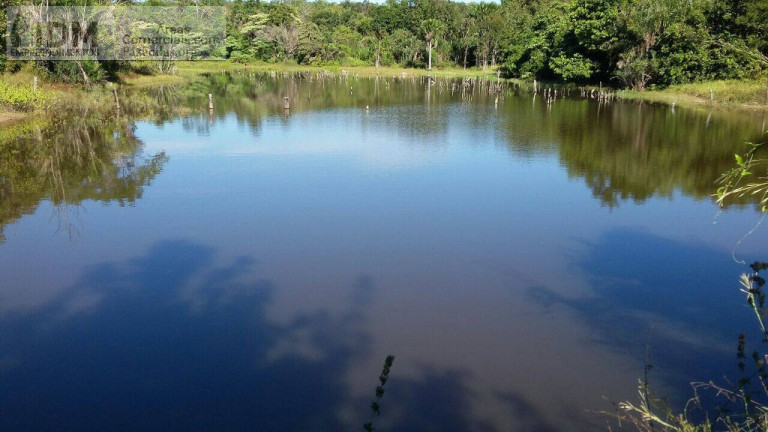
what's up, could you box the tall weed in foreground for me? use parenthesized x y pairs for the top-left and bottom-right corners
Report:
(364, 355), (395, 432)
(617, 263), (768, 431)
(716, 132), (768, 212)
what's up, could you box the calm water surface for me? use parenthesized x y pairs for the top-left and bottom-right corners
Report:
(1, 73), (767, 431)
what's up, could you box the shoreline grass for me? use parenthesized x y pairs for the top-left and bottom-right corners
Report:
(0, 70), (54, 124)
(0, 111), (28, 124)
(623, 80), (768, 111)
(121, 60), (507, 85)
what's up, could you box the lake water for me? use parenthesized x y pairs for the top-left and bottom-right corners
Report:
(1, 72), (767, 431)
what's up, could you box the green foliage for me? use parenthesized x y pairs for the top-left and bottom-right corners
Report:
(390, 29), (420, 67)
(0, 80), (47, 111)
(616, 49), (656, 89)
(716, 138), (768, 212)
(297, 22), (324, 65)
(569, 0), (622, 53)
(49, 60), (107, 84)
(549, 53), (596, 81)
(502, 0), (766, 85)
(3, 0), (768, 87)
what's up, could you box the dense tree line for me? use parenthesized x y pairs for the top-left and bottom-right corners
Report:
(1, 0), (767, 88)
(224, 0), (529, 71)
(222, 0), (768, 88)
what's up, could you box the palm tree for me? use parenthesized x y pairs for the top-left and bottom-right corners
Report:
(420, 19), (443, 70)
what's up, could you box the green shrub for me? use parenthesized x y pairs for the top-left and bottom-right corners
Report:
(549, 53), (596, 81)
(0, 80), (47, 111)
(50, 60), (105, 84)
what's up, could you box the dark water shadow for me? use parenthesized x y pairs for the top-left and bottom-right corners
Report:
(495, 391), (559, 432)
(0, 240), (549, 432)
(366, 365), (562, 432)
(381, 368), (494, 432)
(529, 228), (751, 399)
(0, 240), (371, 432)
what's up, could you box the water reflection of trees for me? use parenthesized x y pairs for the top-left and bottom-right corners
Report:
(499, 98), (767, 208)
(0, 94), (170, 243)
(177, 72), (483, 137)
(9, 72), (760, 241)
(169, 73), (768, 208)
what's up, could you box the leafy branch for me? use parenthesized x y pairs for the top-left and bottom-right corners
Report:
(715, 140), (768, 212)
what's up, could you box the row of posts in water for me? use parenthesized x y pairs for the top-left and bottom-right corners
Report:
(208, 92), (291, 110)
(203, 70), (768, 110)
(198, 73), (623, 113)
(53, 70), (766, 114)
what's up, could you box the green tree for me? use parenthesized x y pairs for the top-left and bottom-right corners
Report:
(238, 12), (269, 59)
(389, 28), (419, 66)
(419, 18), (443, 70)
(567, 0), (625, 81)
(297, 21), (323, 64)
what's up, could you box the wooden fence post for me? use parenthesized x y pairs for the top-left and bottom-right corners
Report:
(113, 88), (120, 111)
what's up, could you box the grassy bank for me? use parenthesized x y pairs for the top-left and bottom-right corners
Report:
(0, 70), (51, 124)
(0, 111), (27, 124)
(622, 80), (768, 110)
(119, 61), (245, 87)
(121, 61), (506, 86)
(0, 66), (168, 125)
